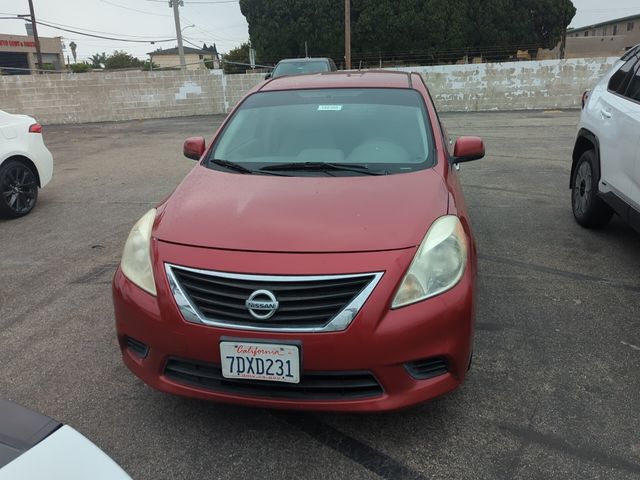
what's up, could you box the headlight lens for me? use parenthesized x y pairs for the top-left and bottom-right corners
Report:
(121, 208), (157, 295)
(392, 215), (467, 308)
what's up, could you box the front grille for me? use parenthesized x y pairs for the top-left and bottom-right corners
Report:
(405, 357), (448, 380)
(168, 265), (378, 330)
(164, 358), (384, 400)
(125, 336), (149, 358)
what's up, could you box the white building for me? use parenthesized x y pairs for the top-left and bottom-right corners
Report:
(149, 46), (219, 70)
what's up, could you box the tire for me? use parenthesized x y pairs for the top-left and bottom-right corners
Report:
(571, 150), (613, 229)
(0, 159), (39, 219)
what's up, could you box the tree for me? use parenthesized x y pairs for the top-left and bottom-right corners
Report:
(69, 41), (77, 63)
(222, 42), (251, 73)
(141, 60), (159, 71)
(240, 0), (342, 65)
(90, 52), (106, 69)
(238, 0), (576, 65)
(103, 51), (143, 70)
(521, 0), (577, 50)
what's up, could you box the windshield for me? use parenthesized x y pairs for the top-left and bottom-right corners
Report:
(209, 88), (434, 176)
(272, 61), (329, 77)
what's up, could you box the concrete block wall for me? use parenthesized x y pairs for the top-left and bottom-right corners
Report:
(0, 69), (227, 124)
(0, 57), (620, 124)
(395, 57), (618, 111)
(224, 72), (265, 111)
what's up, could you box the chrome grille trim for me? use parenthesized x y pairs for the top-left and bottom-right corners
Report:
(165, 263), (383, 333)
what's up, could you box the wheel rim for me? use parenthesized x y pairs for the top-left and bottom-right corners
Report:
(1, 165), (38, 215)
(573, 161), (592, 217)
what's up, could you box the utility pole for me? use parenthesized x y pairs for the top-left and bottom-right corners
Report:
(344, 0), (351, 69)
(559, 5), (567, 59)
(27, 0), (43, 73)
(170, 0), (186, 70)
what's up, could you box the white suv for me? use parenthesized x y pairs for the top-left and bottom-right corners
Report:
(571, 44), (640, 232)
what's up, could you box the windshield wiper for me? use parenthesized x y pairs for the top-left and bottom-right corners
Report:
(260, 162), (386, 175)
(211, 159), (287, 176)
(211, 158), (254, 174)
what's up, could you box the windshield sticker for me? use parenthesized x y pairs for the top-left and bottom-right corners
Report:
(317, 105), (343, 111)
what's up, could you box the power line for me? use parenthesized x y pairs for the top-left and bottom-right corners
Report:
(30, 18), (174, 38)
(145, 0), (239, 3)
(182, 37), (203, 49)
(98, 0), (171, 17)
(577, 7), (639, 12)
(35, 19), (174, 43)
(181, 13), (245, 43)
(0, 15), (175, 42)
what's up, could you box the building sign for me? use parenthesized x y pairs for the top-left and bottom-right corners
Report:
(0, 40), (36, 48)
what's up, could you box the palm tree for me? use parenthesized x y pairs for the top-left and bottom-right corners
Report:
(90, 52), (106, 69)
(69, 41), (77, 63)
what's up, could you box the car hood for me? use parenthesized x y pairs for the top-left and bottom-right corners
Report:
(154, 165), (449, 253)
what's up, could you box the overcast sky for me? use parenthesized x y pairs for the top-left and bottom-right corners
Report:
(0, 0), (639, 63)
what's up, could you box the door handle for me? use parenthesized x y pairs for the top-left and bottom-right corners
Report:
(601, 108), (612, 118)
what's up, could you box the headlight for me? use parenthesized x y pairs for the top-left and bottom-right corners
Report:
(121, 208), (157, 295)
(392, 215), (467, 308)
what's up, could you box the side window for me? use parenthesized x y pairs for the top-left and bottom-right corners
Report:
(625, 65), (640, 102)
(608, 58), (638, 94)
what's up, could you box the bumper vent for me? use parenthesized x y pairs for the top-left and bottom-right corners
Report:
(405, 357), (448, 380)
(125, 336), (149, 358)
(164, 357), (383, 400)
(167, 265), (380, 331)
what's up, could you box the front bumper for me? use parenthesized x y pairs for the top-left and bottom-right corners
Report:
(113, 241), (476, 412)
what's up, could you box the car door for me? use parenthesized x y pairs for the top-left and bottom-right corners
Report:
(596, 54), (639, 202)
(621, 63), (640, 210)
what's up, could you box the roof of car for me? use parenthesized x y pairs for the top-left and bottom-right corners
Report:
(277, 57), (332, 63)
(621, 43), (640, 61)
(259, 70), (414, 92)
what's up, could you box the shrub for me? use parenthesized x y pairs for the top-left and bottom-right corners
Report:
(70, 63), (91, 73)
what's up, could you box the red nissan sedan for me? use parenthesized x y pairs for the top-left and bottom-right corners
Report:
(112, 71), (484, 412)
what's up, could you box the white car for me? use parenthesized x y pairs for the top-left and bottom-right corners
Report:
(0, 110), (53, 219)
(571, 44), (640, 232)
(0, 398), (131, 479)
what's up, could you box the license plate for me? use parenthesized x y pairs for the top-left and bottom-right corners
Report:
(220, 341), (300, 384)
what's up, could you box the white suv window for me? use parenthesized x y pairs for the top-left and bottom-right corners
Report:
(607, 57), (638, 95)
(625, 64), (640, 102)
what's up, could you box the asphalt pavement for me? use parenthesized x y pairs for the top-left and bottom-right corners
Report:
(1, 110), (639, 480)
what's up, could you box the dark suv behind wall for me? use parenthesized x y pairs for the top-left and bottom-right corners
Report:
(266, 57), (338, 79)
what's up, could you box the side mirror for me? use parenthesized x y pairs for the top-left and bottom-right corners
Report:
(264, 72), (272, 80)
(452, 136), (485, 163)
(183, 137), (206, 160)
